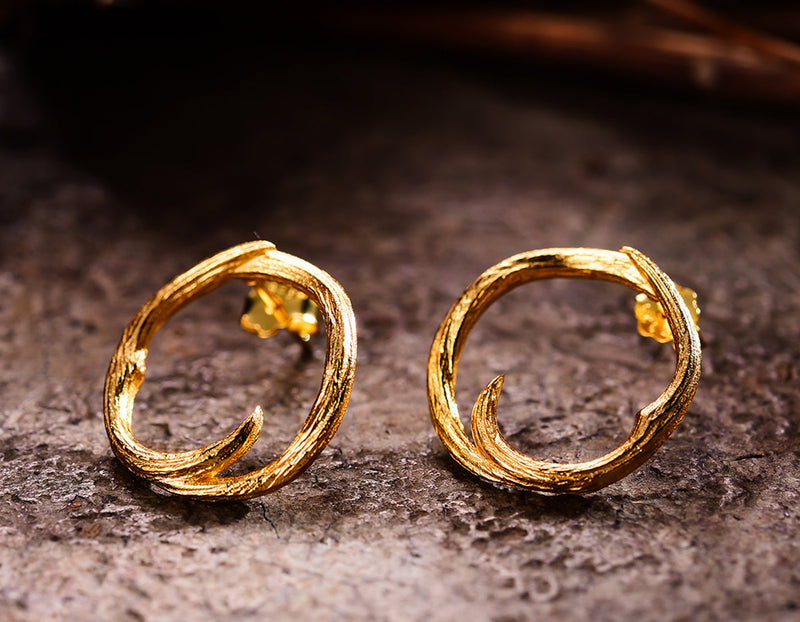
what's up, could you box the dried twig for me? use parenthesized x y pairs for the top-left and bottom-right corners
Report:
(333, 3), (800, 104)
(646, 0), (800, 65)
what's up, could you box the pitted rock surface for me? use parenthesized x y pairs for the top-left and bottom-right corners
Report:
(1, 25), (799, 622)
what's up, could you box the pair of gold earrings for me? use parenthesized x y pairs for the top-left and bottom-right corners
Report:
(104, 241), (701, 500)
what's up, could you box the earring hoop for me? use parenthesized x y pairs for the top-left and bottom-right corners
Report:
(427, 246), (701, 494)
(104, 241), (357, 500)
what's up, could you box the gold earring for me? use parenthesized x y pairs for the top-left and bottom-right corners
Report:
(427, 246), (701, 494)
(103, 241), (357, 500)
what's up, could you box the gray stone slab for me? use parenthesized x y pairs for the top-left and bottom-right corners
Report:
(1, 39), (799, 622)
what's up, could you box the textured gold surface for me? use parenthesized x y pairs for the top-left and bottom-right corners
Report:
(103, 241), (357, 500)
(427, 246), (702, 493)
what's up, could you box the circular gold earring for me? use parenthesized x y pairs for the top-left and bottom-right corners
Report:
(427, 246), (701, 494)
(104, 241), (357, 500)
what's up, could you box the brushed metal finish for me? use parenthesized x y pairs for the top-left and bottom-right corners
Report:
(103, 241), (357, 500)
(427, 246), (702, 493)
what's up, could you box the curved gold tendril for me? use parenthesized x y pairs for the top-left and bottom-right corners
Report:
(104, 241), (357, 500)
(427, 246), (701, 493)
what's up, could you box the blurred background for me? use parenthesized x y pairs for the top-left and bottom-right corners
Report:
(2, 0), (800, 231)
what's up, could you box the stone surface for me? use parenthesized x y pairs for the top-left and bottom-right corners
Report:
(1, 22), (799, 622)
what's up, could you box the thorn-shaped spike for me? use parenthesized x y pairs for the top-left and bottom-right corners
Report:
(471, 375), (505, 452)
(149, 405), (264, 483)
(192, 405), (264, 480)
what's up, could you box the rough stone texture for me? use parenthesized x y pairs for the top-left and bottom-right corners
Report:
(1, 25), (799, 622)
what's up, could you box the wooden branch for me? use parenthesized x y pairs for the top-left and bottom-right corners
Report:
(334, 6), (800, 105)
(646, 0), (800, 65)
